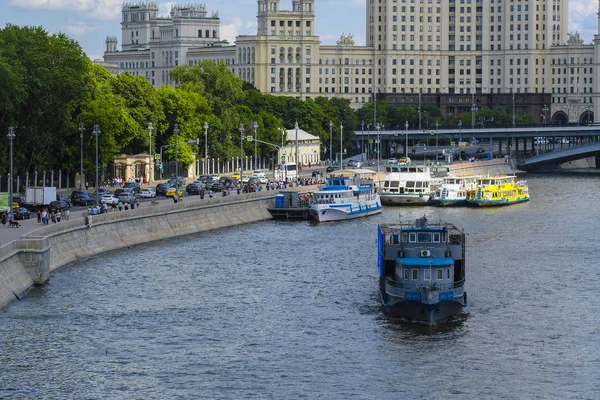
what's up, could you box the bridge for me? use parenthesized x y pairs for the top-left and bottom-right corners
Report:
(352, 125), (600, 170)
(517, 142), (600, 171)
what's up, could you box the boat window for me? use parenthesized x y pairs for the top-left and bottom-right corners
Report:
(406, 181), (415, 188)
(424, 269), (431, 281)
(415, 181), (422, 188)
(402, 232), (408, 242)
(437, 269), (443, 280)
(433, 232), (440, 243)
(441, 232), (446, 242)
(447, 268), (451, 279)
(408, 232), (417, 243)
(384, 180), (391, 188)
(390, 181), (399, 187)
(403, 268), (408, 280)
(417, 232), (432, 242)
(411, 269), (418, 280)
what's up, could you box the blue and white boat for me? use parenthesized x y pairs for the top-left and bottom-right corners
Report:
(309, 169), (382, 222)
(378, 216), (467, 324)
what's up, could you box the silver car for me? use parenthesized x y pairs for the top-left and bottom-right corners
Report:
(117, 191), (137, 203)
(101, 194), (119, 204)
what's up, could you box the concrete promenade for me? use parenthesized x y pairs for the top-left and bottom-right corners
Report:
(0, 185), (319, 310)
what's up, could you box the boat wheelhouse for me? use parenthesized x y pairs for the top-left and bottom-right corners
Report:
(378, 216), (466, 324)
(467, 175), (530, 206)
(379, 162), (450, 205)
(430, 176), (478, 206)
(309, 169), (382, 222)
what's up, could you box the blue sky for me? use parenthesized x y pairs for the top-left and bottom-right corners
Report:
(0, 0), (598, 61)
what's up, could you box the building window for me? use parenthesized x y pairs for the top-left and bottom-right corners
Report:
(412, 270), (419, 280)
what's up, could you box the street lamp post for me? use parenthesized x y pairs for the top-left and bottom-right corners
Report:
(79, 123), (84, 190)
(458, 120), (463, 160)
(418, 88), (422, 130)
(92, 125), (101, 206)
(204, 122), (209, 174)
(173, 123), (179, 196)
(239, 123), (245, 185)
(294, 121), (299, 168)
(148, 122), (153, 185)
(435, 121), (439, 161)
(587, 105), (592, 124)
(340, 122), (343, 167)
(404, 121), (409, 158)
(512, 88), (516, 128)
(375, 123), (380, 172)
(329, 120), (333, 167)
(542, 104), (549, 125)
(253, 121), (258, 170)
(361, 120), (364, 161)
(7, 126), (15, 218)
(471, 89), (476, 129)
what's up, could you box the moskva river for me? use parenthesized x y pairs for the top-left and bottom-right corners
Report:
(1, 174), (599, 399)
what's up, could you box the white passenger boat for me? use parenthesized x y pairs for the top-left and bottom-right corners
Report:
(309, 169), (382, 222)
(379, 161), (450, 205)
(430, 176), (478, 206)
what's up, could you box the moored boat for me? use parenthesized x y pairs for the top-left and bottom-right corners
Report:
(309, 169), (382, 222)
(378, 216), (467, 324)
(379, 160), (450, 205)
(430, 176), (478, 206)
(467, 175), (530, 206)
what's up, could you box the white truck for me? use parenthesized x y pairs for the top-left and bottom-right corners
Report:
(25, 186), (57, 210)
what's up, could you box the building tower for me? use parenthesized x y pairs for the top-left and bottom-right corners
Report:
(105, 36), (118, 53)
(121, 1), (159, 51)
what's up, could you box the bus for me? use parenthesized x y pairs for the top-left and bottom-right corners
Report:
(273, 162), (298, 181)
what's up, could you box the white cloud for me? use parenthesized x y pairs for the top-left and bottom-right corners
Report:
(569, 0), (596, 14)
(63, 20), (101, 38)
(10, 0), (122, 19)
(221, 17), (242, 43)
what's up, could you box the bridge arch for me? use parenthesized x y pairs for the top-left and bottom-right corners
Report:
(552, 111), (568, 125)
(579, 111), (594, 124)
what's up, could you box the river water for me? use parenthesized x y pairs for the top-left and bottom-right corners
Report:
(1, 174), (599, 399)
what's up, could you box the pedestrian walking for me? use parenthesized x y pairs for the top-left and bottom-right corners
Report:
(56, 212), (61, 223)
(118, 201), (123, 211)
(41, 209), (48, 225)
(65, 209), (70, 221)
(50, 211), (57, 224)
(37, 209), (42, 223)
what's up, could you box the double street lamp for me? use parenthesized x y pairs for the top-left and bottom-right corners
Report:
(294, 121), (299, 168)
(204, 122), (209, 175)
(173, 123), (180, 196)
(239, 123), (245, 184)
(7, 126), (15, 218)
(79, 123), (85, 190)
(253, 121), (258, 170)
(404, 121), (409, 158)
(329, 120), (333, 167)
(458, 120), (463, 160)
(148, 122), (153, 185)
(92, 125), (101, 206)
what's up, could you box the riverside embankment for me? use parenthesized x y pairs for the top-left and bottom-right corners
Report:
(0, 188), (316, 310)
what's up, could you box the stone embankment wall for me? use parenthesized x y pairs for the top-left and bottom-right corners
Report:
(0, 190), (290, 310)
(449, 158), (517, 177)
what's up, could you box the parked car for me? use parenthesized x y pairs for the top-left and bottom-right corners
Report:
(13, 195), (26, 206)
(117, 191), (137, 203)
(326, 166), (338, 173)
(48, 200), (70, 213)
(186, 183), (204, 195)
(140, 188), (156, 198)
(155, 183), (169, 196)
(165, 187), (183, 197)
(93, 188), (112, 197)
(122, 182), (141, 193)
(210, 182), (227, 192)
(57, 193), (72, 205)
(101, 194), (119, 204)
(71, 190), (94, 206)
(14, 207), (31, 220)
(231, 171), (241, 181)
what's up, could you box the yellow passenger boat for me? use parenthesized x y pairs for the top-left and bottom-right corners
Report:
(467, 175), (530, 206)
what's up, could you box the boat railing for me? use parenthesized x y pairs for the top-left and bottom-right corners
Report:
(385, 277), (464, 291)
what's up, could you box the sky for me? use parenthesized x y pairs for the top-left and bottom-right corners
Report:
(0, 0), (598, 61)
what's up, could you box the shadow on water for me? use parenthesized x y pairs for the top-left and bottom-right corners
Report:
(378, 309), (470, 338)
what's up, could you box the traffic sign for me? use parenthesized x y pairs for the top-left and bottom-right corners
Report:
(430, 130), (435, 136)
(155, 154), (161, 160)
(423, 146), (427, 151)
(368, 139), (373, 144)
(247, 135), (253, 142)
(159, 162), (163, 169)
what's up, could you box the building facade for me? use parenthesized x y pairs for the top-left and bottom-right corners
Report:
(104, 0), (599, 123)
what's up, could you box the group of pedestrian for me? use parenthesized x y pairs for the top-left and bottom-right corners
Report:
(36, 208), (68, 225)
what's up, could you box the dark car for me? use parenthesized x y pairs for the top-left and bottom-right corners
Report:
(210, 182), (227, 192)
(14, 207), (31, 220)
(57, 193), (71, 206)
(155, 183), (169, 196)
(122, 182), (141, 193)
(219, 177), (236, 186)
(186, 182), (204, 195)
(48, 200), (70, 213)
(326, 166), (337, 173)
(71, 190), (93, 206)
(12, 194), (25, 206)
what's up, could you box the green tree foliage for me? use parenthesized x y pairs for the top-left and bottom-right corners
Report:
(0, 25), (91, 175)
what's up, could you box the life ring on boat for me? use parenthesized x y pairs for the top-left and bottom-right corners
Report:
(419, 193), (423, 198)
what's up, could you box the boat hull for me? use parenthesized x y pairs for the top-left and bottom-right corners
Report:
(309, 202), (382, 222)
(468, 197), (530, 207)
(381, 298), (464, 324)
(380, 193), (430, 205)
